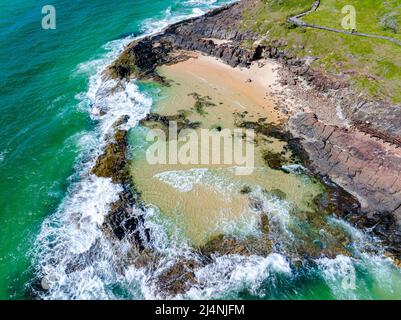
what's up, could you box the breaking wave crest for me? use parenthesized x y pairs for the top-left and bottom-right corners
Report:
(186, 253), (291, 299)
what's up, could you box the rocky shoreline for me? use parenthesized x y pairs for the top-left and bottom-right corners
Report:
(88, 0), (401, 294)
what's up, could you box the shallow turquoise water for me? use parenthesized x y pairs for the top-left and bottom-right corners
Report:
(1, 0), (401, 300)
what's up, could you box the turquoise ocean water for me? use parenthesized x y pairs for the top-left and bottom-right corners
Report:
(1, 0), (401, 300)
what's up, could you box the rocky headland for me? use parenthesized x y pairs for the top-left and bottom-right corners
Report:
(90, 0), (401, 294)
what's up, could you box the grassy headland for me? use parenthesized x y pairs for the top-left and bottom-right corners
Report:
(242, 0), (401, 103)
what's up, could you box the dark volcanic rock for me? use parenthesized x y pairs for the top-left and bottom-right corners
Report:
(164, 0), (259, 41)
(108, 1), (263, 80)
(101, 185), (150, 250)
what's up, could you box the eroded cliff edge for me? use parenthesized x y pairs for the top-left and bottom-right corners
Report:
(103, 0), (401, 258)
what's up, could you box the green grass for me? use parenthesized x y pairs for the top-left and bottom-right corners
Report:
(303, 0), (401, 39)
(242, 0), (401, 103)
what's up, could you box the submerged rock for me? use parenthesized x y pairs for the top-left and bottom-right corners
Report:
(240, 185), (252, 194)
(270, 189), (287, 200)
(139, 112), (201, 137)
(126, 247), (155, 269)
(292, 210), (352, 260)
(260, 214), (270, 234)
(188, 92), (216, 116)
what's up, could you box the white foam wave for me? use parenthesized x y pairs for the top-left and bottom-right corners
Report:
(327, 216), (381, 255)
(35, 177), (122, 299)
(0, 150), (6, 163)
(316, 218), (401, 299)
(186, 253), (291, 299)
(216, 210), (260, 239)
(185, 0), (218, 6)
(141, 7), (207, 35)
(317, 255), (358, 299)
(155, 168), (208, 192)
(357, 253), (401, 297)
(281, 164), (308, 174)
(184, 0), (235, 8)
(122, 252), (292, 300)
(141, 0), (235, 36)
(34, 31), (151, 299)
(154, 167), (240, 194)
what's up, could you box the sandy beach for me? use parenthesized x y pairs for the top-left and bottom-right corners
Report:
(158, 52), (285, 125)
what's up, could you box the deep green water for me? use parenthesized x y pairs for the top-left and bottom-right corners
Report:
(1, 0), (401, 300)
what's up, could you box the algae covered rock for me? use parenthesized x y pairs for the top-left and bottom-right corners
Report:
(108, 50), (139, 79)
(200, 233), (272, 258)
(262, 150), (287, 170)
(188, 92), (216, 116)
(156, 258), (201, 295)
(91, 129), (128, 184)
